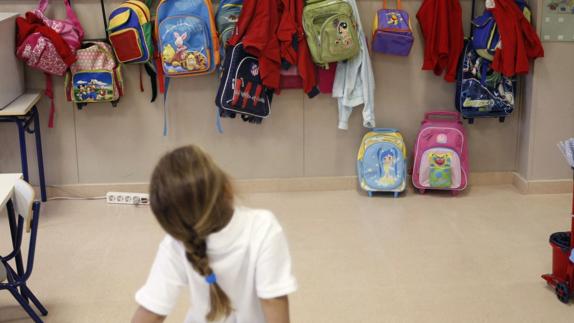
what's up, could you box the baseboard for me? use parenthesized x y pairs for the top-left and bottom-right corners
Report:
(512, 172), (573, 194)
(40, 172), (522, 199)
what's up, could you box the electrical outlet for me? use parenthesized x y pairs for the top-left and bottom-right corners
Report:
(106, 192), (150, 205)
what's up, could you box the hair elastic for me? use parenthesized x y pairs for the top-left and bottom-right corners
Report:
(205, 273), (217, 285)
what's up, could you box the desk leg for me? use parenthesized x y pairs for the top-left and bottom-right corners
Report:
(32, 106), (47, 202)
(6, 200), (27, 302)
(17, 120), (30, 183)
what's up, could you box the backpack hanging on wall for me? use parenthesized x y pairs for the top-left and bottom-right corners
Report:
(454, 0), (516, 124)
(156, 0), (219, 78)
(215, 42), (271, 123)
(357, 128), (407, 198)
(15, 0), (84, 127)
(302, 0), (360, 67)
(108, 0), (157, 102)
(155, 0), (220, 135)
(371, 0), (414, 56)
(471, 0), (531, 61)
(215, 0), (243, 58)
(65, 42), (124, 109)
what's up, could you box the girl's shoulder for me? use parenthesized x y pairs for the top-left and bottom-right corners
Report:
(235, 206), (282, 231)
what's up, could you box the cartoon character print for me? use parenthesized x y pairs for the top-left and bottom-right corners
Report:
(251, 63), (259, 77)
(173, 32), (189, 64)
(377, 148), (399, 186)
(74, 78), (113, 102)
(226, 14), (239, 23)
(162, 31), (208, 72)
(334, 18), (353, 49)
(386, 12), (403, 26)
(429, 152), (452, 188)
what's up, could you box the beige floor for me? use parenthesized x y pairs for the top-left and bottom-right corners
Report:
(1, 185), (573, 322)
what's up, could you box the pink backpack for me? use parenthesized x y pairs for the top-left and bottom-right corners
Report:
(16, 0), (84, 127)
(412, 111), (469, 194)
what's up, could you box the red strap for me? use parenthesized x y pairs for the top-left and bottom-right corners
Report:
(45, 73), (55, 128)
(242, 82), (253, 108)
(232, 79), (242, 106)
(113, 67), (124, 97)
(155, 56), (165, 94)
(139, 64), (144, 92)
(253, 85), (263, 106)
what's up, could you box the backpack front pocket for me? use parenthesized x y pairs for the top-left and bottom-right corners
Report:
(110, 28), (144, 63)
(71, 70), (116, 103)
(361, 142), (405, 191)
(418, 148), (462, 189)
(159, 16), (212, 76)
(372, 30), (413, 56)
(319, 14), (359, 63)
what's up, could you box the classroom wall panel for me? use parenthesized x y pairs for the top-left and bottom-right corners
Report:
(0, 0), (569, 186)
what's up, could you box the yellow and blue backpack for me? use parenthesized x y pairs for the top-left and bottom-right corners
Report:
(357, 128), (407, 197)
(108, 0), (157, 102)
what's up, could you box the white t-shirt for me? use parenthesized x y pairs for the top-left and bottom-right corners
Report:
(135, 207), (297, 323)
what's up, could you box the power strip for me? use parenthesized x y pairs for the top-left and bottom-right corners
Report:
(106, 192), (150, 205)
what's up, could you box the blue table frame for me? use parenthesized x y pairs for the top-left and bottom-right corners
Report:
(0, 106), (47, 202)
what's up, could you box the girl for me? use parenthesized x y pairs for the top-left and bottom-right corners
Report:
(132, 145), (297, 323)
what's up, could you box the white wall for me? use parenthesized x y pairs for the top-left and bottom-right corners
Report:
(0, 0), (529, 186)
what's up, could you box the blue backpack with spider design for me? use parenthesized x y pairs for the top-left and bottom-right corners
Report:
(357, 128), (407, 197)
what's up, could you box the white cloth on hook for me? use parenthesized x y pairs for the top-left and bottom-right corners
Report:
(332, 0), (376, 130)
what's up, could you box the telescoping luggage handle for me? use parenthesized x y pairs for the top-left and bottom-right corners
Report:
(423, 111), (461, 123)
(383, 0), (402, 9)
(372, 128), (399, 133)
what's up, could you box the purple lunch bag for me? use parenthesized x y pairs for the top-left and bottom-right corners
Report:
(371, 0), (414, 56)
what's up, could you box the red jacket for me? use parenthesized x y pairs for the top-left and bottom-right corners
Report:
(229, 0), (318, 95)
(229, 0), (282, 90)
(489, 0), (544, 77)
(417, 0), (464, 82)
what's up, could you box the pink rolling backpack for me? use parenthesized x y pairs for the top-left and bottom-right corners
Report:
(15, 0), (84, 127)
(412, 111), (469, 195)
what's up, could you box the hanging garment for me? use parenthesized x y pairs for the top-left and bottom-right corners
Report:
(332, 0), (375, 130)
(489, 0), (544, 77)
(416, 0), (464, 82)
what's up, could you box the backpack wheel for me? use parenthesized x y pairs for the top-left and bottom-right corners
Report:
(368, 191), (373, 197)
(499, 117), (505, 123)
(468, 118), (474, 124)
(393, 192), (399, 198)
(418, 189), (425, 194)
(111, 99), (120, 108)
(556, 282), (570, 304)
(451, 190), (459, 196)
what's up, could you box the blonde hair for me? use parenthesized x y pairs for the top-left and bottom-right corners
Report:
(150, 145), (233, 321)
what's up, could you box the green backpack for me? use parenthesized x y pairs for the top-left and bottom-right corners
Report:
(303, 0), (360, 67)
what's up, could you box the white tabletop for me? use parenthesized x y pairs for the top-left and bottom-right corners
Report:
(0, 173), (23, 210)
(0, 92), (42, 116)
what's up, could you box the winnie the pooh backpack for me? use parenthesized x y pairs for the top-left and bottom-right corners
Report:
(357, 128), (407, 197)
(412, 111), (469, 195)
(65, 42), (124, 110)
(155, 0), (220, 135)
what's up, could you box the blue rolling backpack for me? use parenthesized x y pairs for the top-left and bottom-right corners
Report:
(357, 128), (407, 197)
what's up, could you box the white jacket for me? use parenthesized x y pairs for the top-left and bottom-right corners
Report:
(332, 0), (376, 130)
